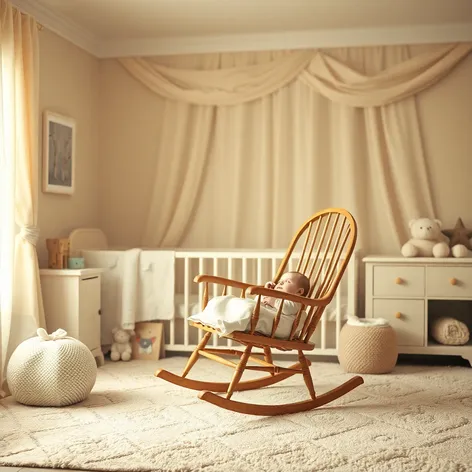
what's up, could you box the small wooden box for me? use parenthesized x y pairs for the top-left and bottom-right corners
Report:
(46, 238), (70, 269)
(131, 322), (165, 360)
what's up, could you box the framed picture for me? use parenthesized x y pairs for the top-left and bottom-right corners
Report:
(42, 110), (76, 195)
(131, 322), (165, 361)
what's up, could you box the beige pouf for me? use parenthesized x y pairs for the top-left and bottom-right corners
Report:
(7, 328), (97, 407)
(338, 317), (398, 374)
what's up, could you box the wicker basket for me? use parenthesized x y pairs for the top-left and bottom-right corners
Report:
(338, 317), (398, 374)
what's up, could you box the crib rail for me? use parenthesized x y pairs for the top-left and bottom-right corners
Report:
(165, 249), (359, 357)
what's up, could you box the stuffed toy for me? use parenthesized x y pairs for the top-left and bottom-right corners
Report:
(401, 218), (450, 258)
(441, 218), (472, 258)
(110, 327), (135, 361)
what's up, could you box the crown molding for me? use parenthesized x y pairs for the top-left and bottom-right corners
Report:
(10, 0), (472, 58)
(99, 23), (472, 58)
(11, 0), (101, 56)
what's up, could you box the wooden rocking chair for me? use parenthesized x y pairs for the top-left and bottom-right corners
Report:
(155, 208), (363, 415)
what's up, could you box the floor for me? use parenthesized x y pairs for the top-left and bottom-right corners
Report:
(2, 356), (471, 472)
(1, 469), (87, 472)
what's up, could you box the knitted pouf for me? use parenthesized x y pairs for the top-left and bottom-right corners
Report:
(7, 328), (97, 407)
(338, 317), (398, 374)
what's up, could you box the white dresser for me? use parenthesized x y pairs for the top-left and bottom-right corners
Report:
(40, 268), (105, 366)
(364, 256), (472, 365)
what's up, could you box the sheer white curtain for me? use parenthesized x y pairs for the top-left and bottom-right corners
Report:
(0, 3), (15, 397)
(0, 0), (45, 397)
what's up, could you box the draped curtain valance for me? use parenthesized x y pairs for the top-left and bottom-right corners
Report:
(119, 43), (471, 107)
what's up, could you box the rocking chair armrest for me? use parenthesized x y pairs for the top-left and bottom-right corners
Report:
(246, 286), (330, 307)
(194, 274), (256, 291)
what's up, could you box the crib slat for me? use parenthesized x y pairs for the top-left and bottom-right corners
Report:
(170, 319), (175, 347)
(184, 257), (190, 346)
(213, 257), (218, 297)
(257, 258), (262, 285)
(198, 258), (204, 343)
(347, 253), (357, 319)
(199, 258), (204, 304)
(320, 262), (327, 350)
(336, 259), (342, 349)
(226, 258), (234, 348)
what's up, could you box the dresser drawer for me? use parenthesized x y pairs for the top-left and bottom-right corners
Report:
(426, 266), (472, 298)
(373, 265), (424, 297)
(372, 299), (425, 346)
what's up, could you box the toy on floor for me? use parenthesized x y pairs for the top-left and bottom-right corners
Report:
(401, 218), (450, 258)
(110, 327), (135, 361)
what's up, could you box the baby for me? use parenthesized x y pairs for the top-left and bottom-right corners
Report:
(188, 271), (311, 339)
(261, 271), (311, 315)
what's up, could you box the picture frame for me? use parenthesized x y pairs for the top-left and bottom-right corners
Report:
(42, 110), (76, 195)
(131, 322), (165, 361)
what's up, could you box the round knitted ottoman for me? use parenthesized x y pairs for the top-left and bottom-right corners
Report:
(7, 328), (97, 406)
(338, 317), (398, 374)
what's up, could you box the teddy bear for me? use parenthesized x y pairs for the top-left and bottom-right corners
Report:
(110, 327), (135, 361)
(401, 218), (450, 258)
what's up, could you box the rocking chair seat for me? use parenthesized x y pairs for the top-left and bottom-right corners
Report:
(189, 321), (315, 351)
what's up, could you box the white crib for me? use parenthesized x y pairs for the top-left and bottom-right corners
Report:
(168, 249), (359, 357)
(69, 229), (358, 357)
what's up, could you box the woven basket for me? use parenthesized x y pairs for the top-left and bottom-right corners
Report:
(338, 317), (398, 374)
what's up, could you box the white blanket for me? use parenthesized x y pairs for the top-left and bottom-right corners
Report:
(138, 250), (175, 321)
(188, 295), (306, 340)
(121, 248), (142, 329)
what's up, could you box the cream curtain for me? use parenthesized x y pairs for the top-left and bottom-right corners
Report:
(0, 0), (44, 397)
(119, 43), (471, 106)
(119, 44), (471, 251)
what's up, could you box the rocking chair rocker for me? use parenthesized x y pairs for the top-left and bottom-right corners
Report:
(155, 208), (364, 415)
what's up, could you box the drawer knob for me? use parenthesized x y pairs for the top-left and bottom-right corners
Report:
(394, 277), (403, 285)
(395, 312), (402, 319)
(450, 278), (457, 286)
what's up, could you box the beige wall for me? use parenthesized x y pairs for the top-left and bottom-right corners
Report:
(413, 47), (472, 224)
(38, 30), (100, 267)
(98, 59), (163, 248)
(98, 50), (472, 250)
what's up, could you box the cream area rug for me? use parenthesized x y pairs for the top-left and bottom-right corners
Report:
(1, 356), (472, 472)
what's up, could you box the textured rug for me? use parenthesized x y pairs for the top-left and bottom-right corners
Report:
(1, 356), (472, 472)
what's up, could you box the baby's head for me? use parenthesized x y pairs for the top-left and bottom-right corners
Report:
(275, 271), (310, 297)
